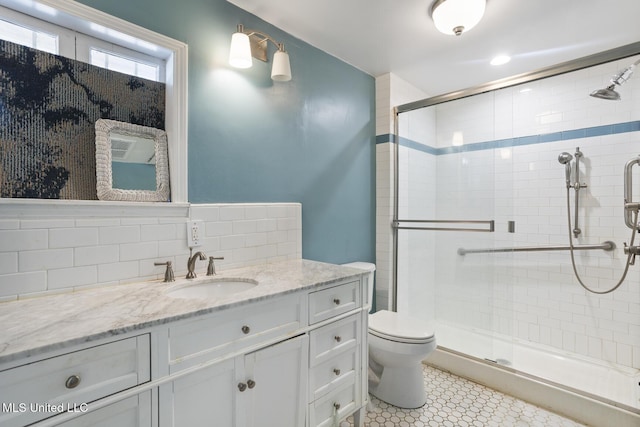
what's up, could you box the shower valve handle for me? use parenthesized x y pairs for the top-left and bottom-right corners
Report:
(624, 243), (639, 265)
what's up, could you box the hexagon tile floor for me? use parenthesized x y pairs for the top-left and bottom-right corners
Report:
(341, 364), (586, 427)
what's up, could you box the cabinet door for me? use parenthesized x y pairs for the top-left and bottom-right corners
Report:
(54, 391), (152, 427)
(163, 358), (235, 427)
(238, 335), (308, 427)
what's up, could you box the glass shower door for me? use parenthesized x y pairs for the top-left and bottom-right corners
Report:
(395, 91), (515, 365)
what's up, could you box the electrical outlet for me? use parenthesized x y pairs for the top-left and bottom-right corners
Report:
(187, 220), (203, 247)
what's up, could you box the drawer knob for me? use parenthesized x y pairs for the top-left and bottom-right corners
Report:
(333, 402), (341, 411)
(65, 374), (81, 389)
(238, 382), (247, 392)
(334, 335), (342, 343)
(247, 379), (256, 389)
(333, 368), (341, 376)
(241, 325), (250, 334)
(333, 298), (340, 305)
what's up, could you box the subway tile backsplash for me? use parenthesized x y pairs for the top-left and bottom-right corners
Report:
(0, 203), (301, 301)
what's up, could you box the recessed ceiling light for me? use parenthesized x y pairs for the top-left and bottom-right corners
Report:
(490, 55), (511, 66)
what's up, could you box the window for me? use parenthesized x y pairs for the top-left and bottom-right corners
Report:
(90, 49), (160, 81)
(0, 5), (164, 82)
(0, 0), (187, 203)
(0, 18), (57, 53)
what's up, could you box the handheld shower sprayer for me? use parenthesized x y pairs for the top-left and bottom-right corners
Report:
(558, 152), (573, 188)
(557, 150), (640, 294)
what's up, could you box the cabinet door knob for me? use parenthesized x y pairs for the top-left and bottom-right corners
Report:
(333, 402), (341, 411)
(65, 374), (81, 389)
(241, 325), (250, 334)
(334, 335), (342, 343)
(238, 382), (247, 392)
(333, 368), (341, 376)
(333, 298), (340, 305)
(247, 379), (256, 389)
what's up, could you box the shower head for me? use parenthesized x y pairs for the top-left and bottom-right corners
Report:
(558, 152), (573, 187)
(590, 59), (640, 101)
(590, 84), (621, 101)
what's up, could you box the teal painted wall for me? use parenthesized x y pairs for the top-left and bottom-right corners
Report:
(77, 0), (376, 264)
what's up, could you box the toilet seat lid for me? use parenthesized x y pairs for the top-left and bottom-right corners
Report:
(369, 310), (435, 343)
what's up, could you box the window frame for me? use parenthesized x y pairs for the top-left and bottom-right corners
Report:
(0, 0), (188, 207)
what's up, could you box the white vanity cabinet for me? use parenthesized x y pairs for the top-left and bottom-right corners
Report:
(0, 335), (151, 427)
(0, 264), (367, 427)
(54, 392), (153, 427)
(160, 293), (308, 427)
(160, 277), (367, 427)
(307, 281), (366, 427)
(163, 338), (310, 427)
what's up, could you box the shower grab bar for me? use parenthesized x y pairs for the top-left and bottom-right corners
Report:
(457, 240), (616, 256)
(624, 155), (640, 229)
(394, 219), (495, 233)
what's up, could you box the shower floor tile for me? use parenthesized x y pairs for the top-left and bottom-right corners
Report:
(341, 364), (586, 427)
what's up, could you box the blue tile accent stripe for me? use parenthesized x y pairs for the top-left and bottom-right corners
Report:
(376, 120), (640, 155)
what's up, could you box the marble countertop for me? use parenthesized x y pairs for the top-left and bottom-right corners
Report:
(0, 259), (364, 365)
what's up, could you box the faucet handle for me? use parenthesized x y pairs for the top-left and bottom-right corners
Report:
(154, 261), (175, 282)
(207, 256), (225, 276)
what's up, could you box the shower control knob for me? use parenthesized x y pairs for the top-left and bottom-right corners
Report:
(624, 243), (638, 265)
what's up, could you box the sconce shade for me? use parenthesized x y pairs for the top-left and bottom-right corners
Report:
(432, 0), (486, 36)
(271, 50), (292, 82)
(229, 31), (252, 68)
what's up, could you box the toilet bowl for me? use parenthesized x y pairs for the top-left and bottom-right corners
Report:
(341, 262), (436, 409)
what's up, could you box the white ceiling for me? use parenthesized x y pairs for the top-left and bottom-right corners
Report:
(227, 0), (640, 97)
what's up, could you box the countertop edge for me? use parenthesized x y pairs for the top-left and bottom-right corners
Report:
(0, 260), (365, 365)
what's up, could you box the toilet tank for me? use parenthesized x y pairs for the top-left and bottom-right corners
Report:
(341, 262), (375, 313)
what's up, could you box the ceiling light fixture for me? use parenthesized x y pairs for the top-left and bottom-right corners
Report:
(229, 24), (292, 82)
(431, 0), (486, 36)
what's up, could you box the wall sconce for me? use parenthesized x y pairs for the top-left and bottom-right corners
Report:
(229, 24), (292, 82)
(431, 0), (486, 36)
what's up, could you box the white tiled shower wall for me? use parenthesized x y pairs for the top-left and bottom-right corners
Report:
(380, 54), (640, 370)
(0, 203), (301, 301)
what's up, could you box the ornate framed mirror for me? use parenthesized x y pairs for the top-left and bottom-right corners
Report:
(95, 119), (170, 202)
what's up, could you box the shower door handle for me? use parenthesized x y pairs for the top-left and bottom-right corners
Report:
(624, 156), (640, 229)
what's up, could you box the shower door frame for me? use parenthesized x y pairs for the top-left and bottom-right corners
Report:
(390, 41), (640, 312)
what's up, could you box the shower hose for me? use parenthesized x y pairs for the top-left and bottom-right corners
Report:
(565, 187), (639, 294)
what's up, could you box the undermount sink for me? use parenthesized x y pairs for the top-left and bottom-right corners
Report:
(166, 277), (258, 299)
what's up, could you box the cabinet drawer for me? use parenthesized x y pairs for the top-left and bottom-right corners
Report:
(309, 314), (360, 366)
(309, 280), (360, 324)
(0, 335), (150, 427)
(168, 293), (303, 372)
(309, 379), (358, 427)
(55, 390), (152, 427)
(309, 346), (358, 401)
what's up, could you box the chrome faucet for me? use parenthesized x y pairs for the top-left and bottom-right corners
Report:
(186, 250), (207, 279)
(207, 256), (225, 276)
(154, 260), (175, 282)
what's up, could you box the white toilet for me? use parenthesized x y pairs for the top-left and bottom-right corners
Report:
(342, 262), (436, 409)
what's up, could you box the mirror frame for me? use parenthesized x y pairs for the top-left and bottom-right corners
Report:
(95, 119), (170, 202)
